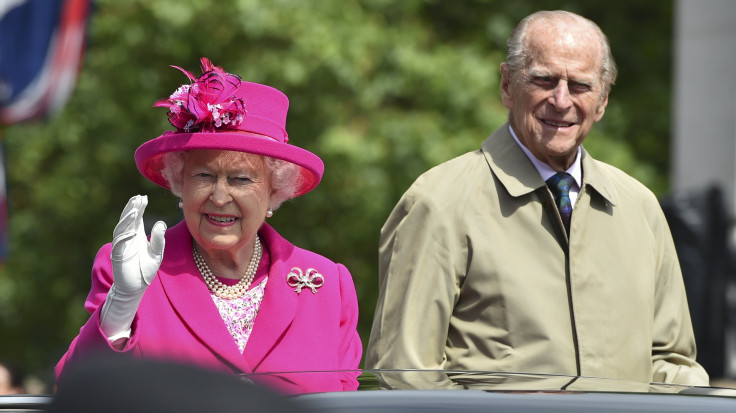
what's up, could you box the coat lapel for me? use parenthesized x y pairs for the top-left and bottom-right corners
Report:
(580, 149), (618, 206)
(157, 222), (254, 372)
(482, 123), (547, 198)
(243, 224), (299, 370)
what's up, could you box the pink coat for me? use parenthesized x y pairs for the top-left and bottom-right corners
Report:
(56, 221), (363, 393)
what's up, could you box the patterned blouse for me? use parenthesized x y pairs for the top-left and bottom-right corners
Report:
(207, 244), (271, 354)
(210, 277), (268, 353)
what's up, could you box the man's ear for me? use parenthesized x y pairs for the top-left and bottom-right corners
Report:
(500, 63), (514, 110)
(594, 93), (609, 122)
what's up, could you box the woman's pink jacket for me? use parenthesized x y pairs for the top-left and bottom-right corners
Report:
(56, 221), (363, 393)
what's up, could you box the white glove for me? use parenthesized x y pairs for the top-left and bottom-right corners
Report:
(100, 195), (166, 340)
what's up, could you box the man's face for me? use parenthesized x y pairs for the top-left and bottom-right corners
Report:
(501, 21), (608, 171)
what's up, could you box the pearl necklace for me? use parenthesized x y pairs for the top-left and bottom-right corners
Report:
(192, 236), (262, 299)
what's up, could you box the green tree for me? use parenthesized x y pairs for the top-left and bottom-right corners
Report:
(0, 0), (673, 384)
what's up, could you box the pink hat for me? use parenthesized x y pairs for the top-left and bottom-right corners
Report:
(135, 57), (323, 197)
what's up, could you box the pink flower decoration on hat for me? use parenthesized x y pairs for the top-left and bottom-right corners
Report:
(154, 57), (246, 133)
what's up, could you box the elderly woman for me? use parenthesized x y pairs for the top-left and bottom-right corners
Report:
(56, 58), (362, 392)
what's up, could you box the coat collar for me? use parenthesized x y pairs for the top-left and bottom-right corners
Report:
(157, 221), (299, 372)
(481, 123), (618, 206)
(579, 150), (618, 206)
(240, 223), (299, 370)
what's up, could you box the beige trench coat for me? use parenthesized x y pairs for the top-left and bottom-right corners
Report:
(366, 124), (709, 386)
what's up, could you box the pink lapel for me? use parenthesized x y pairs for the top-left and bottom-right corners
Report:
(157, 222), (254, 372)
(243, 224), (299, 370)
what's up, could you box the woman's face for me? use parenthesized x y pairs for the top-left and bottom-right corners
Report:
(181, 150), (273, 258)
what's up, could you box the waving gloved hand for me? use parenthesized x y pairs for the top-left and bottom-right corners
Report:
(100, 195), (167, 339)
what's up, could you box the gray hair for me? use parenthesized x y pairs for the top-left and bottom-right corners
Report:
(161, 151), (302, 210)
(505, 10), (617, 97)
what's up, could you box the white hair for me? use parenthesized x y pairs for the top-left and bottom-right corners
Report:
(505, 10), (618, 97)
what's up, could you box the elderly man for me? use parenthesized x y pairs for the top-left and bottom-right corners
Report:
(366, 10), (709, 386)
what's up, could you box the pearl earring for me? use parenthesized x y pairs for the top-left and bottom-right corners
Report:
(178, 200), (183, 209)
(266, 208), (273, 218)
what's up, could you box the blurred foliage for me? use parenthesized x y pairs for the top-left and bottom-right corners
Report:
(0, 0), (673, 383)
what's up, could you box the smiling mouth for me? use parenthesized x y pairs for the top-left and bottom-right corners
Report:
(207, 214), (238, 223)
(541, 119), (575, 127)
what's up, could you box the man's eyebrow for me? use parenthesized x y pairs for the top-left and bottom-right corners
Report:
(570, 79), (595, 87)
(526, 68), (553, 78)
(528, 70), (597, 86)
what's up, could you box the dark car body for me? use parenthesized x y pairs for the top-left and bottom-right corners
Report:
(3, 370), (735, 412)
(284, 370), (736, 413)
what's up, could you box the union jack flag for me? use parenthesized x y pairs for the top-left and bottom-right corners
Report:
(0, 0), (92, 260)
